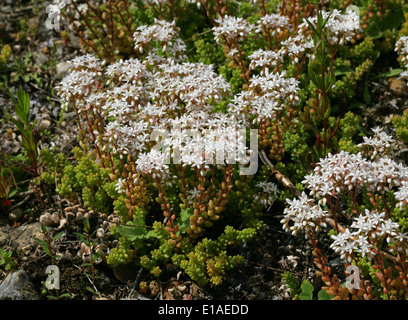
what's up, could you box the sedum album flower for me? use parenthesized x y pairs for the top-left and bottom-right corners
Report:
(330, 209), (406, 262)
(136, 148), (170, 178)
(255, 181), (279, 208)
(279, 34), (314, 63)
(396, 36), (408, 80)
(370, 156), (408, 193)
(228, 69), (299, 124)
(256, 13), (291, 36)
(358, 126), (394, 160)
(133, 19), (186, 62)
(57, 54), (105, 110)
(281, 192), (331, 237)
(57, 18), (254, 179)
(248, 49), (283, 73)
(134, 19), (178, 48)
(302, 150), (374, 198)
(213, 15), (254, 43)
(300, 9), (360, 45)
(285, 127), (408, 265)
(330, 228), (356, 262)
(395, 181), (408, 208)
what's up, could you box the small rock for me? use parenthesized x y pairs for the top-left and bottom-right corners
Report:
(32, 51), (48, 65)
(8, 222), (43, 252)
(39, 212), (53, 226)
(389, 77), (408, 97)
(0, 269), (40, 300)
(50, 212), (60, 224)
(8, 208), (24, 222)
(39, 119), (51, 131)
(56, 62), (71, 78)
(0, 225), (12, 244)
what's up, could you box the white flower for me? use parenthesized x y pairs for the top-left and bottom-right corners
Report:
(136, 149), (169, 177)
(187, 187), (201, 205)
(279, 34), (314, 60)
(249, 49), (283, 72)
(228, 70), (299, 123)
(395, 181), (408, 208)
(352, 234), (373, 258)
(358, 126), (394, 159)
(350, 209), (384, 236)
(377, 218), (400, 242)
(133, 19), (186, 62)
(256, 181), (280, 208)
(300, 9), (361, 45)
(213, 15), (254, 43)
(115, 178), (125, 194)
(370, 156), (408, 193)
(106, 58), (150, 84)
(302, 151), (374, 198)
(256, 13), (291, 35)
(330, 228), (355, 262)
(396, 36), (408, 75)
(134, 19), (178, 47)
(281, 192), (331, 236)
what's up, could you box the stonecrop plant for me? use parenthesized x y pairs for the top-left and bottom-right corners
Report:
(281, 127), (408, 300)
(42, 0), (408, 297)
(54, 17), (289, 286)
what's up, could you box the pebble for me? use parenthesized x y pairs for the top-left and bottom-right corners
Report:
(8, 208), (24, 222)
(39, 119), (51, 131)
(32, 51), (48, 65)
(389, 77), (408, 97)
(56, 62), (71, 78)
(0, 269), (40, 300)
(0, 222), (43, 252)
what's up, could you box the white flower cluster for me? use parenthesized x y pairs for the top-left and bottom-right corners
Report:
(57, 54), (105, 110)
(303, 151), (372, 200)
(303, 148), (408, 201)
(135, 148), (170, 178)
(211, 13), (302, 126)
(211, 9), (358, 124)
(255, 13), (291, 36)
(395, 36), (408, 81)
(213, 15), (254, 44)
(371, 156), (408, 193)
(248, 49), (283, 72)
(255, 181), (280, 208)
(151, 113), (250, 172)
(357, 126), (394, 160)
(395, 181), (408, 208)
(279, 34), (314, 63)
(105, 58), (150, 85)
(271, 9), (359, 65)
(330, 209), (408, 262)
(58, 19), (253, 179)
(282, 128), (408, 263)
(281, 192), (331, 237)
(228, 70), (299, 123)
(133, 19), (186, 62)
(150, 62), (230, 113)
(299, 9), (361, 45)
